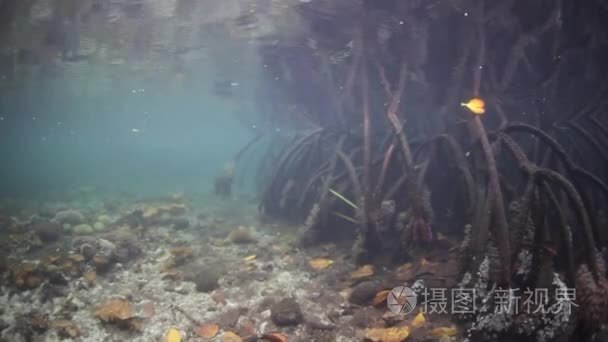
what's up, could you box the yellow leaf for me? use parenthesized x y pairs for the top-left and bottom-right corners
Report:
(372, 289), (391, 307)
(196, 324), (219, 338)
(430, 326), (458, 338)
(166, 327), (181, 342)
(243, 255), (257, 262)
(411, 311), (426, 328)
(364, 326), (410, 342)
(351, 264), (374, 279)
(460, 97), (485, 115)
(308, 258), (333, 270)
(221, 331), (243, 342)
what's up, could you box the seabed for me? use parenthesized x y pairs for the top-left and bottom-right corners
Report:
(0, 190), (475, 342)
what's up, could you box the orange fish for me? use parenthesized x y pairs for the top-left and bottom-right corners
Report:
(461, 97), (485, 115)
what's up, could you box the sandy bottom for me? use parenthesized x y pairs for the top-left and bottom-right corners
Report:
(0, 193), (460, 342)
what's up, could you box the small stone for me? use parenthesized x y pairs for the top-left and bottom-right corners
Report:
(349, 280), (383, 305)
(271, 297), (303, 326)
(228, 226), (256, 244)
(96, 239), (116, 258)
(96, 215), (113, 226)
(32, 221), (63, 242)
(235, 316), (256, 337)
(52, 210), (85, 225)
(140, 302), (155, 319)
(186, 265), (221, 293)
(73, 224), (93, 235)
(305, 314), (335, 330)
(113, 236), (142, 263)
(93, 255), (112, 272)
(218, 308), (242, 328)
(80, 244), (96, 260)
(173, 285), (189, 294)
(211, 290), (227, 305)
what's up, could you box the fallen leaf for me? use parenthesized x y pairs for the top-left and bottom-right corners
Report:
(166, 327), (181, 342)
(93, 299), (133, 321)
(260, 332), (288, 342)
(429, 326), (458, 338)
(308, 258), (333, 270)
(411, 311), (426, 328)
(372, 289), (390, 307)
(221, 331), (243, 342)
(243, 254), (257, 262)
(364, 326), (410, 342)
(197, 324), (219, 338)
(351, 264), (374, 279)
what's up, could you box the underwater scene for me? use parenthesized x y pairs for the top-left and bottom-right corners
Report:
(1, 0), (607, 341)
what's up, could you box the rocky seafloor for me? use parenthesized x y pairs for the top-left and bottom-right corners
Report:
(0, 190), (465, 342)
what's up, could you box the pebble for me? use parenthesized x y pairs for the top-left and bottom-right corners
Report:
(271, 297), (303, 326)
